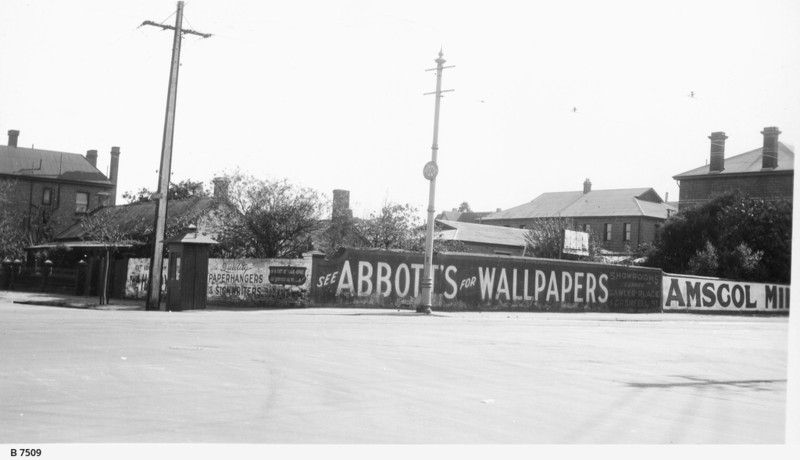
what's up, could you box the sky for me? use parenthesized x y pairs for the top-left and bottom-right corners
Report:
(1, 0), (799, 220)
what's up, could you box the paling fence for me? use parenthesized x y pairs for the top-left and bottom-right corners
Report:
(1, 257), (105, 296)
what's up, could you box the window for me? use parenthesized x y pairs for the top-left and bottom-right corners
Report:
(604, 223), (612, 241)
(519, 224), (526, 229)
(75, 192), (89, 213)
(583, 223), (591, 233)
(623, 223), (632, 242)
(42, 188), (52, 205)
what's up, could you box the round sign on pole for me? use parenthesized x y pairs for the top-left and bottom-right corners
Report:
(423, 161), (439, 180)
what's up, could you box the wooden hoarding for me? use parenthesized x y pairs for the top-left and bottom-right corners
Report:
(312, 248), (661, 312)
(663, 274), (790, 313)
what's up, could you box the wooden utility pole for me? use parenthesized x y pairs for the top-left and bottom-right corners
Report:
(142, 1), (211, 311)
(419, 49), (454, 314)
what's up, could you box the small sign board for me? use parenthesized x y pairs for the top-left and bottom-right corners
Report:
(563, 229), (590, 257)
(423, 161), (439, 180)
(268, 266), (307, 285)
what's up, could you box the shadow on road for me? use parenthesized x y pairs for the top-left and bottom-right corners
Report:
(626, 375), (786, 390)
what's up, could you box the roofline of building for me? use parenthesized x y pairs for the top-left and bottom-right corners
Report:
(673, 168), (794, 181)
(482, 213), (671, 222)
(0, 172), (114, 188)
(25, 240), (141, 250)
(437, 236), (525, 249)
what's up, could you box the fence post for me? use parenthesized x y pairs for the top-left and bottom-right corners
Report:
(1, 258), (11, 290)
(75, 260), (87, 296)
(305, 251), (326, 304)
(40, 260), (53, 292)
(10, 259), (22, 290)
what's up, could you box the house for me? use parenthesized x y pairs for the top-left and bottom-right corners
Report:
(673, 127), (794, 210)
(480, 180), (677, 253)
(434, 219), (529, 256)
(22, 195), (219, 298)
(0, 129), (121, 236)
(45, 195), (218, 248)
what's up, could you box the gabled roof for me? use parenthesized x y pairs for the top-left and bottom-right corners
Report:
(0, 145), (111, 185)
(673, 142), (794, 179)
(434, 219), (528, 248)
(54, 196), (216, 241)
(483, 188), (675, 221)
(437, 211), (492, 223)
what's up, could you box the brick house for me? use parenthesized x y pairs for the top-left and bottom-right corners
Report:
(673, 127), (794, 210)
(1, 129), (121, 236)
(480, 180), (676, 254)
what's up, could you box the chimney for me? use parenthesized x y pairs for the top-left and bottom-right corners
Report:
(86, 149), (98, 168)
(583, 178), (592, 194)
(708, 131), (727, 172)
(332, 189), (352, 222)
(212, 177), (230, 199)
(109, 147), (120, 184)
(7, 130), (19, 147)
(109, 146), (120, 206)
(761, 127), (781, 169)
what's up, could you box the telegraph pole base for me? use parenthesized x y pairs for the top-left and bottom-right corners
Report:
(416, 306), (432, 314)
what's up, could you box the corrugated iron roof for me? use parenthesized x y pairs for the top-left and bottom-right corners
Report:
(435, 220), (528, 248)
(673, 142), (794, 179)
(26, 240), (140, 250)
(437, 211), (492, 223)
(54, 196), (216, 240)
(483, 188), (675, 221)
(0, 145), (111, 185)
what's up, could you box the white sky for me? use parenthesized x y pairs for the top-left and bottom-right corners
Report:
(1, 0), (799, 219)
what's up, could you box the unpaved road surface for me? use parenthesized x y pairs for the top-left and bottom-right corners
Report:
(0, 299), (788, 444)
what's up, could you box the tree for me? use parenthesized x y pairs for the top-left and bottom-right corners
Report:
(77, 211), (142, 305)
(686, 241), (720, 277)
(122, 179), (207, 204)
(0, 179), (26, 260)
(316, 212), (364, 256)
(1, 178), (68, 260)
(456, 202), (472, 212)
(317, 201), (468, 255)
(644, 191), (791, 282)
(210, 171), (326, 258)
(524, 217), (601, 260)
(356, 202), (422, 250)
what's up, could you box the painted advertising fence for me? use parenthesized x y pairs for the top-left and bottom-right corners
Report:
(124, 257), (311, 306)
(311, 248), (662, 312)
(123, 250), (790, 313)
(206, 258), (310, 305)
(125, 258), (167, 299)
(663, 273), (790, 313)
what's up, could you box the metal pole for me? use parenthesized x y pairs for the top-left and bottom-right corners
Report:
(419, 50), (448, 314)
(146, 1), (184, 311)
